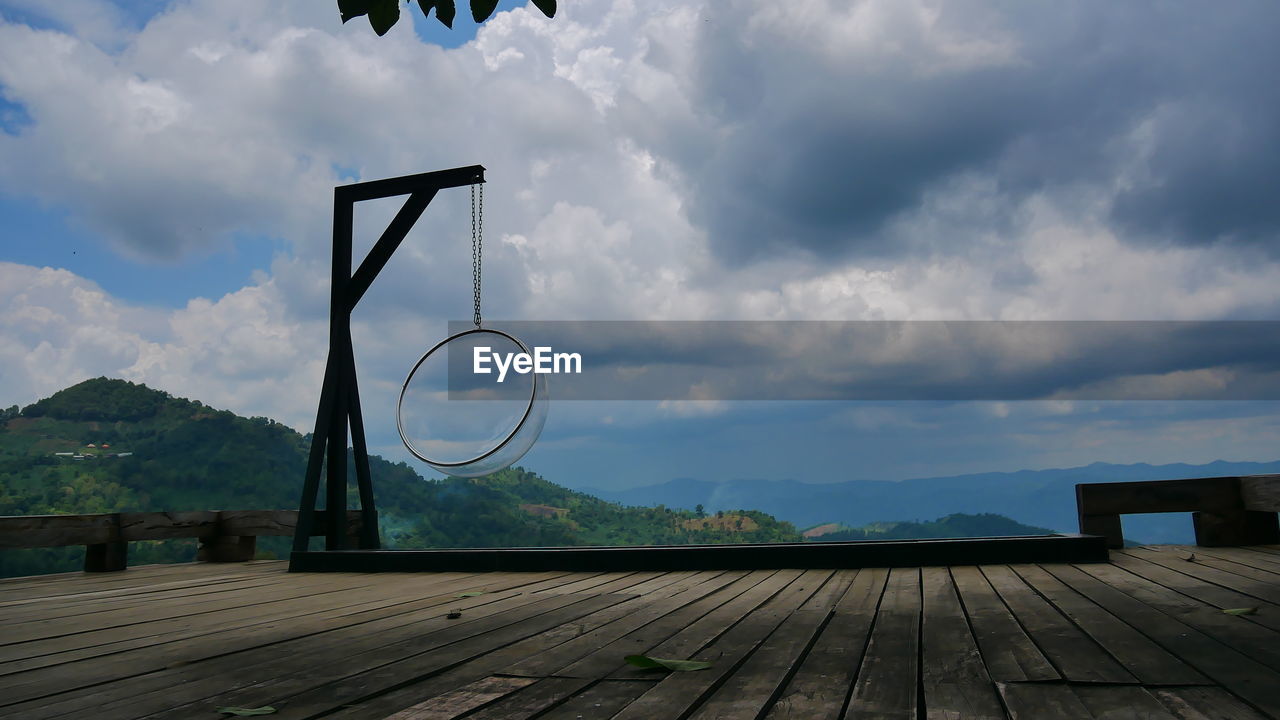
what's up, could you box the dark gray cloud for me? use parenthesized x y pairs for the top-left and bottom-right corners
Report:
(454, 320), (1280, 400)
(646, 1), (1280, 264)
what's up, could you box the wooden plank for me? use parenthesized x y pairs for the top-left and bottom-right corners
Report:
(765, 567), (888, 720)
(1181, 546), (1280, 575)
(1123, 547), (1280, 606)
(316, 572), (704, 720)
(686, 570), (853, 720)
(609, 570), (804, 678)
(0, 571), (524, 673)
(1042, 563), (1280, 717)
(0, 561), (273, 598)
(105, 593), (630, 720)
(0, 572), (536, 704)
(844, 567), (920, 720)
(457, 677), (595, 720)
(1151, 686), (1274, 720)
(1076, 477), (1242, 515)
(549, 570), (765, 680)
(0, 569), (318, 629)
(949, 565), (1058, 682)
(1108, 551), (1280, 634)
(1074, 561), (1280, 674)
(118, 512), (218, 541)
(381, 675), (537, 720)
(981, 564), (1135, 683)
(997, 683), (1091, 720)
(1010, 563), (1209, 684)
(499, 570), (742, 678)
(608, 569), (829, 720)
(0, 570), (371, 647)
(1241, 475), (1280, 511)
(919, 567), (1004, 720)
(0, 568), (283, 617)
(2, 572), (625, 719)
(536, 680), (657, 720)
(1072, 685), (1180, 720)
(136, 575), (663, 719)
(0, 513), (118, 548)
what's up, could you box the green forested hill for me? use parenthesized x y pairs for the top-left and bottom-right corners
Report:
(0, 378), (801, 577)
(808, 513), (1055, 542)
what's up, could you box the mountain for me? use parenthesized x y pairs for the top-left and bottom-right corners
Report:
(0, 378), (802, 577)
(581, 459), (1280, 544)
(811, 513), (1055, 542)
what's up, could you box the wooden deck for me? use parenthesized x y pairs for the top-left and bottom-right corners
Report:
(2, 546), (1279, 719)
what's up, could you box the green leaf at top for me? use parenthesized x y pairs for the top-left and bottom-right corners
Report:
(216, 708), (277, 717)
(456, 591), (485, 597)
(624, 655), (712, 672)
(1224, 607), (1259, 616)
(337, 0), (371, 23)
(530, 0), (556, 18)
(366, 0), (400, 35)
(470, 0), (500, 23)
(418, 0), (456, 29)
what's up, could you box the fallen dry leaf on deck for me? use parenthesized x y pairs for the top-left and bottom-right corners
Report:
(216, 707), (276, 716)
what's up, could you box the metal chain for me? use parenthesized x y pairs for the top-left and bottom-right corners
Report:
(471, 182), (483, 328)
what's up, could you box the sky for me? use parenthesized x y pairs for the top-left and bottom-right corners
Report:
(1, 0), (1279, 490)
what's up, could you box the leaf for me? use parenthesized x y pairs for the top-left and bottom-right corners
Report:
(624, 655), (712, 672)
(366, 0), (400, 35)
(447, 610), (463, 619)
(470, 0), (500, 23)
(1224, 607), (1258, 616)
(456, 591), (485, 597)
(338, 0), (371, 23)
(530, 0), (556, 18)
(216, 708), (277, 717)
(418, 0), (456, 29)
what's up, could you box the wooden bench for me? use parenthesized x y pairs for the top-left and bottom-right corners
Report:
(1077, 474), (1280, 548)
(0, 510), (365, 572)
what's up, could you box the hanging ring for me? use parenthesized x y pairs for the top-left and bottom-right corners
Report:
(396, 327), (541, 469)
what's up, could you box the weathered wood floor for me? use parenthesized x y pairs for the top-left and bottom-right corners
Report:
(1, 545), (1279, 719)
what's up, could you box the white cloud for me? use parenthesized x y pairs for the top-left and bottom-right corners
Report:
(2, 0), (1279, 483)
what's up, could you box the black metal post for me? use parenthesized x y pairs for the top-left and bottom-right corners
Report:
(291, 165), (485, 568)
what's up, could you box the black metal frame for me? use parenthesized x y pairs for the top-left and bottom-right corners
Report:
(291, 165), (485, 561)
(289, 164), (1110, 574)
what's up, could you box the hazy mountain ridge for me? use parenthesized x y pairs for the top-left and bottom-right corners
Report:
(580, 459), (1280, 544)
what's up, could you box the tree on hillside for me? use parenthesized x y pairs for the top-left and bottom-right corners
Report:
(339, 0), (556, 36)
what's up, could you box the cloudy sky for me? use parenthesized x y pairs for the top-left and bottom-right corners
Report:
(1, 0), (1278, 490)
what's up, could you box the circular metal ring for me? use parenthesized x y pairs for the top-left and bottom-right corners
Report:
(396, 327), (540, 468)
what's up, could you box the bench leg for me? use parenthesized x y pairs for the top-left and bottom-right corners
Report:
(1080, 513), (1124, 548)
(85, 541), (128, 572)
(198, 535), (257, 562)
(1195, 510), (1280, 546)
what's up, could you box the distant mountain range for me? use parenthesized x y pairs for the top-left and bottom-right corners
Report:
(580, 459), (1280, 544)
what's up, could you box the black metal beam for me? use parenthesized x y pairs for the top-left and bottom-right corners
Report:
(336, 165), (484, 203)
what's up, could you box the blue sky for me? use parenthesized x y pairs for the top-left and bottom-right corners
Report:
(1, 0), (1279, 491)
